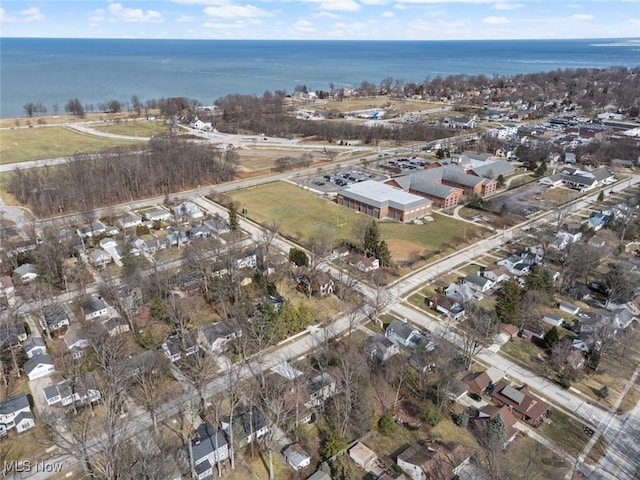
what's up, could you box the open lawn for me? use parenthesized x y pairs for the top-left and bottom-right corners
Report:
(309, 97), (445, 113)
(541, 408), (592, 458)
(506, 437), (571, 479)
(226, 451), (291, 480)
(499, 337), (547, 370)
(91, 120), (171, 137)
(0, 126), (144, 164)
(228, 181), (489, 255)
(541, 187), (578, 204)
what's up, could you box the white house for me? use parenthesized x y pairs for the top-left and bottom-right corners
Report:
(181, 423), (229, 480)
(13, 263), (38, 283)
(463, 274), (494, 293)
(142, 207), (173, 222)
(222, 405), (269, 446)
(116, 213), (143, 229)
(349, 254), (380, 272)
(385, 319), (421, 348)
(542, 313), (564, 327)
(0, 393), (35, 435)
(176, 201), (204, 220)
(198, 319), (241, 353)
(83, 297), (109, 321)
(284, 444), (311, 471)
(43, 373), (101, 407)
(41, 306), (71, 337)
(25, 353), (55, 380)
(64, 328), (90, 359)
(90, 249), (112, 268)
(23, 336), (47, 359)
(559, 301), (580, 316)
(482, 265), (510, 283)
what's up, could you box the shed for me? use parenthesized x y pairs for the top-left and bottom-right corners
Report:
(349, 442), (377, 470)
(284, 443), (311, 470)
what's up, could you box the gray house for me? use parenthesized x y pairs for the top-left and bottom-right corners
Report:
(0, 393), (35, 435)
(181, 422), (229, 480)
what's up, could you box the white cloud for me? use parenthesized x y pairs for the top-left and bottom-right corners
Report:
(572, 13), (594, 20)
(361, 0), (390, 4)
(92, 3), (163, 23)
(176, 15), (195, 22)
(382, 10), (396, 16)
(493, 2), (522, 10)
(301, 0), (361, 11)
(482, 15), (509, 24)
(20, 7), (44, 22)
(204, 4), (270, 18)
(293, 19), (317, 32)
(0, 8), (16, 23)
(397, 0), (493, 4)
(314, 11), (340, 18)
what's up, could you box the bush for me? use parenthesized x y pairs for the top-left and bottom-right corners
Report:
(452, 410), (469, 428)
(320, 431), (347, 460)
(418, 400), (443, 426)
(378, 411), (398, 435)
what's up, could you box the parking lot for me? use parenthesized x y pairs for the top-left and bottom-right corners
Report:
(488, 181), (548, 217)
(294, 167), (387, 193)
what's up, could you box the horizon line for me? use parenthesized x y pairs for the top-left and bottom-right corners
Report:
(2, 36), (640, 42)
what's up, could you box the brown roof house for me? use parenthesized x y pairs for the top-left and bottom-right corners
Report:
(397, 440), (470, 480)
(491, 381), (550, 427)
(465, 368), (503, 397)
(474, 405), (519, 446)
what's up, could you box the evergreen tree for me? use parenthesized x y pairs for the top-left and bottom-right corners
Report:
(494, 278), (522, 324)
(320, 431), (347, 460)
(228, 202), (239, 230)
(376, 240), (392, 265)
(597, 190), (604, 202)
(496, 174), (505, 188)
(289, 247), (309, 266)
(363, 220), (380, 256)
(525, 265), (555, 296)
(544, 326), (560, 349)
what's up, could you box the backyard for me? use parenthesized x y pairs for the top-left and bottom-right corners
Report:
(91, 119), (171, 137)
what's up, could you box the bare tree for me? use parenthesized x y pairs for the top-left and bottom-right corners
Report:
(131, 351), (169, 434)
(459, 303), (497, 370)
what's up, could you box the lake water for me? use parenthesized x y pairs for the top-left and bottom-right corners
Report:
(1, 37), (639, 118)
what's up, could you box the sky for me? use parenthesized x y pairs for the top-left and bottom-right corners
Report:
(0, 0), (639, 40)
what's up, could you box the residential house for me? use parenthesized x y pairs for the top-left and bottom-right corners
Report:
(0, 275), (16, 308)
(305, 373), (338, 408)
(125, 350), (161, 379)
(0, 393), (35, 435)
(307, 471), (332, 480)
(116, 213), (143, 230)
(490, 381), (550, 427)
(23, 336), (47, 359)
(538, 174), (563, 187)
(43, 373), (101, 407)
(293, 269), (335, 297)
(330, 246), (350, 260)
(364, 334), (400, 362)
(24, 353), (55, 380)
(101, 316), (130, 337)
(475, 405), (519, 446)
(203, 218), (231, 235)
(142, 207), (173, 222)
(260, 294), (286, 313)
(482, 264), (510, 283)
(117, 287), (144, 317)
(552, 229), (582, 250)
(13, 263), (38, 283)
(198, 318), (241, 353)
(284, 443), (312, 471)
(0, 323), (27, 348)
(162, 332), (199, 362)
(559, 301), (580, 317)
(189, 224), (213, 238)
(41, 306), (71, 337)
(497, 255), (531, 277)
(446, 379), (469, 401)
(82, 296), (109, 321)
(444, 283), (475, 303)
(581, 212), (609, 231)
(542, 313), (564, 327)
(236, 252), (258, 269)
(350, 442), (378, 470)
(76, 221), (106, 239)
(446, 117), (477, 129)
(89, 249), (112, 268)
(397, 440), (470, 480)
(176, 201), (204, 220)
(349, 253), (380, 272)
(385, 319), (421, 348)
(222, 404), (269, 445)
(430, 294), (465, 321)
(463, 274), (494, 293)
(181, 422), (229, 480)
(465, 368), (503, 397)
(64, 327), (90, 359)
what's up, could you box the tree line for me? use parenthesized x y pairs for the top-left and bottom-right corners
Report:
(9, 137), (237, 217)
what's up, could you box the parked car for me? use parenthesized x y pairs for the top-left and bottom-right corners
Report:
(468, 392), (482, 402)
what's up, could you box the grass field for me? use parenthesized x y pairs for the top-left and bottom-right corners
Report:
(0, 126), (145, 164)
(227, 181), (489, 256)
(308, 97), (446, 113)
(91, 120), (171, 137)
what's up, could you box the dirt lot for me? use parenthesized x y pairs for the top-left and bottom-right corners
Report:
(489, 182), (550, 217)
